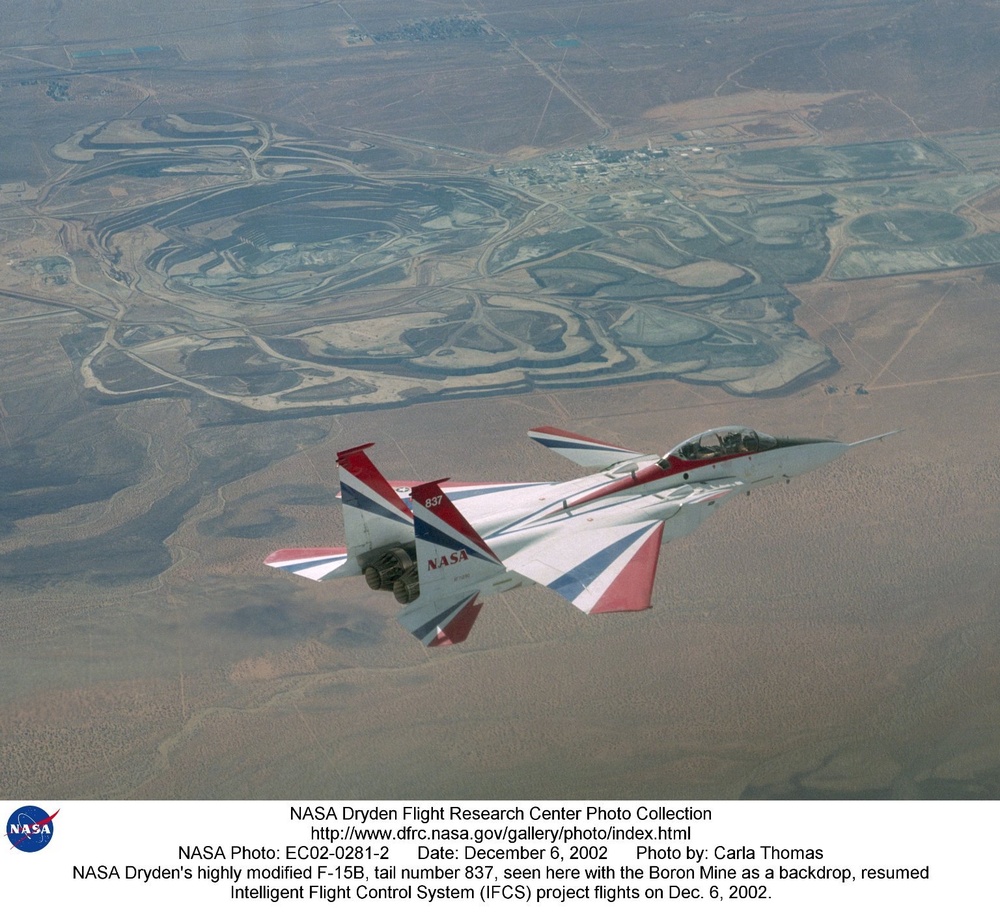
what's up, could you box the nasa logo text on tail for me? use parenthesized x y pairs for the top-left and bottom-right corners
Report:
(6, 805), (59, 853)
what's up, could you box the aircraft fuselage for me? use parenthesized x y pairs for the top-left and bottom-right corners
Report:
(266, 424), (896, 646)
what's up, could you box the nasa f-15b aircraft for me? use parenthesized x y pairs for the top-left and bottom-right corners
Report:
(266, 425), (896, 646)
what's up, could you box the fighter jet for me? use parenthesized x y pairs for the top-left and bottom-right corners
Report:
(266, 425), (896, 646)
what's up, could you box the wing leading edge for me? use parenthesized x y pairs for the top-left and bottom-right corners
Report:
(502, 477), (745, 613)
(529, 426), (645, 467)
(412, 480), (668, 616)
(504, 520), (664, 614)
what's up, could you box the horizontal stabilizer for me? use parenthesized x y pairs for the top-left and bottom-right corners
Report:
(529, 426), (644, 468)
(398, 592), (484, 646)
(264, 547), (357, 581)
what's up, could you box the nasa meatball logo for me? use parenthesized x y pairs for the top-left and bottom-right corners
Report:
(6, 805), (58, 853)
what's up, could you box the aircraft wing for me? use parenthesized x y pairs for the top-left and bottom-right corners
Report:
(529, 426), (646, 467)
(439, 481), (557, 518)
(501, 479), (746, 614)
(504, 519), (665, 614)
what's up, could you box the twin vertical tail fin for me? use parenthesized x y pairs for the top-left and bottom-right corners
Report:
(410, 479), (503, 601)
(336, 443), (420, 598)
(337, 443), (413, 554)
(397, 479), (504, 646)
(267, 449), (506, 646)
(265, 443), (414, 584)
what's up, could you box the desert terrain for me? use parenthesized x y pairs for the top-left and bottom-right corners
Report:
(1, 0), (998, 799)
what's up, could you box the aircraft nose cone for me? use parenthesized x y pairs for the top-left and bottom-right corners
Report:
(783, 440), (851, 476)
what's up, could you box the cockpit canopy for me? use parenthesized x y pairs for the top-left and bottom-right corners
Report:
(663, 426), (778, 463)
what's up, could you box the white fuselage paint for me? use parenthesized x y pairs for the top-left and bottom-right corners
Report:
(449, 440), (852, 600)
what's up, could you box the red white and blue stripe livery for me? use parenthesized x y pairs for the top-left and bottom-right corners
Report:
(266, 424), (897, 645)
